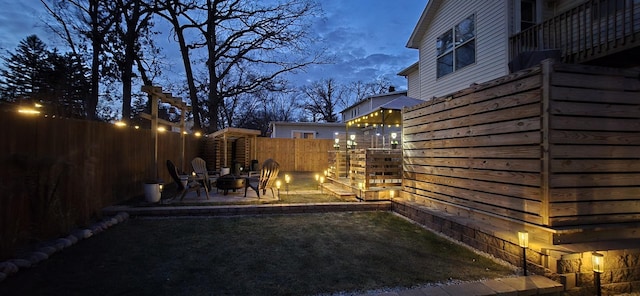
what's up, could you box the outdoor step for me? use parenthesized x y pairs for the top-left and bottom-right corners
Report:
(371, 275), (563, 296)
(321, 182), (356, 199)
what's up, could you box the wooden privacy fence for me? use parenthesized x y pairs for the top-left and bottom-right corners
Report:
(402, 60), (640, 244)
(252, 138), (333, 172)
(0, 112), (199, 260)
(199, 138), (333, 173)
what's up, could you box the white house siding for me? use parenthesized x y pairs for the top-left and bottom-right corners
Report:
(406, 69), (421, 98)
(418, 0), (510, 100)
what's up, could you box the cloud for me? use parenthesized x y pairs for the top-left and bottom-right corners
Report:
(289, 1), (424, 89)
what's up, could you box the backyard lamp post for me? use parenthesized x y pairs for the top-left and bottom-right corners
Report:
(391, 132), (398, 148)
(275, 180), (281, 199)
(518, 231), (529, 276)
(592, 252), (604, 296)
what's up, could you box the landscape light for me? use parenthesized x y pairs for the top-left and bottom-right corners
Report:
(18, 108), (41, 115)
(592, 252), (604, 273)
(115, 121), (127, 127)
(518, 231), (528, 276)
(592, 252), (604, 296)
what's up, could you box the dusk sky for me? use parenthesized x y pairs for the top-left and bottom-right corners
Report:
(0, 0), (426, 90)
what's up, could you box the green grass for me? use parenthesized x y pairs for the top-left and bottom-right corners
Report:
(0, 212), (515, 296)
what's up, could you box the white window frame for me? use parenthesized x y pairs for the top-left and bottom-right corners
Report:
(436, 14), (476, 78)
(291, 130), (316, 139)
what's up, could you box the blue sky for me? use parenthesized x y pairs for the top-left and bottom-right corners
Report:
(0, 0), (426, 90)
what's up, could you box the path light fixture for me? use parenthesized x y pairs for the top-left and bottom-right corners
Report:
(275, 180), (281, 199)
(592, 252), (604, 296)
(319, 176), (325, 193)
(390, 190), (395, 199)
(334, 138), (340, 150)
(518, 231), (529, 276)
(285, 174), (291, 195)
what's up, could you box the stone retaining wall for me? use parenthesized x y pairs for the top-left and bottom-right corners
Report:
(392, 200), (640, 294)
(558, 249), (640, 295)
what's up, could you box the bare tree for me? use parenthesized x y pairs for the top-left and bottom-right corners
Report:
(157, 0), (324, 133)
(107, 0), (157, 121)
(154, 0), (205, 130)
(345, 78), (393, 105)
(300, 78), (344, 122)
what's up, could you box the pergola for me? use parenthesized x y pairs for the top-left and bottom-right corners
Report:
(208, 127), (261, 170)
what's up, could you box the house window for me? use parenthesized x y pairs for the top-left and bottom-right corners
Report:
(292, 130), (315, 139)
(436, 14), (476, 78)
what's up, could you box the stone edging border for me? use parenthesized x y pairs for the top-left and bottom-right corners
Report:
(0, 212), (130, 283)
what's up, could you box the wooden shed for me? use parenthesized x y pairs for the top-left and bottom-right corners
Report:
(402, 60), (640, 245)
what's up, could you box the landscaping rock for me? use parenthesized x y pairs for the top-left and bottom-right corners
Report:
(109, 217), (119, 225)
(66, 234), (78, 245)
(28, 252), (48, 264)
(116, 212), (129, 222)
(9, 259), (31, 269)
(89, 224), (104, 235)
(39, 246), (57, 256)
(56, 238), (72, 249)
(0, 261), (18, 275)
(72, 229), (92, 239)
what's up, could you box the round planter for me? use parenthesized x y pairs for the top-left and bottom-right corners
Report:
(144, 183), (161, 203)
(220, 167), (231, 175)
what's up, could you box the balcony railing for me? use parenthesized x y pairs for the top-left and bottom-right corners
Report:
(510, 0), (640, 64)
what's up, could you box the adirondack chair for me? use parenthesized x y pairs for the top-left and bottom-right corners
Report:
(191, 157), (218, 192)
(166, 159), (204, 200)
(244, 159), (280, 199)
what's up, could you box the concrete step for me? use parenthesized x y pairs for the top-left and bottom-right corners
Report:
(321, 182), (357, 199)
(368, 275), (563, 296)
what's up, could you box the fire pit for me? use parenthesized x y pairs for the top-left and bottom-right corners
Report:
(216, 174), (246, 195)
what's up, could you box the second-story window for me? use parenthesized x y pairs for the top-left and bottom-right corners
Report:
(436, 14), (476, 78)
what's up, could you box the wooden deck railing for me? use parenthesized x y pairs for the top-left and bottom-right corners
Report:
(510, 0), (640, 64)
(348, 148), (402, 189)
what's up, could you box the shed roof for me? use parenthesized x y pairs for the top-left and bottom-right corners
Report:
(208, 127), (261, 139)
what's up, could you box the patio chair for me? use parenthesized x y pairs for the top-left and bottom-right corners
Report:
(166, 159), (205, 200)
(191, 157), (218, 191)
(244, 158), (280, 199)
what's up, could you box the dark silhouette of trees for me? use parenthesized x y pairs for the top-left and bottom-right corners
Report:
(0, 35), (90, 118)
(42, 0), (118, 120)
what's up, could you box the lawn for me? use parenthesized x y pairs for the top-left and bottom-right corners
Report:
(0, 212), (516, 296)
